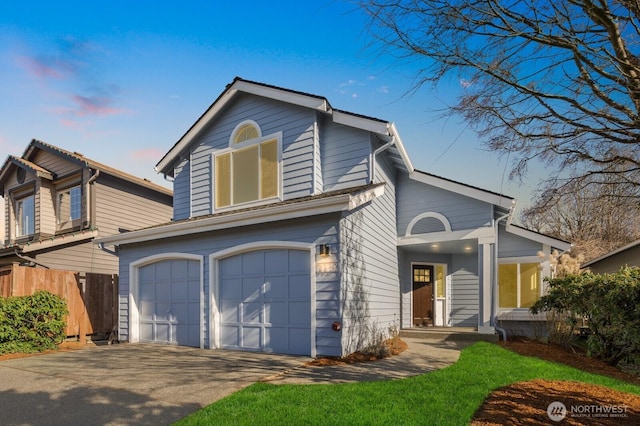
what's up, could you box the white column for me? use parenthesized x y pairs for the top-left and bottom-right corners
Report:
(478, 238), (495, 334)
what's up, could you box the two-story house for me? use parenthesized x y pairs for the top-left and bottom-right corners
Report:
(0, 140), (173, 274)
(97, 78), (570, 357)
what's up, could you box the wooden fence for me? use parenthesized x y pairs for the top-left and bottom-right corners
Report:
(0, 264), (118, 340)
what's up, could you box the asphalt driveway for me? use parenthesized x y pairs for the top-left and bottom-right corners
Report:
(0, 343), (309, 426)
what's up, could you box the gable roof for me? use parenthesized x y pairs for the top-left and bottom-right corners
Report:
(581, 239), (640, 269)
(155, 77), (413, 176)
(0, 139), (172, 196)
(410, 169), (515, 210)
(505, 223), (571, 252)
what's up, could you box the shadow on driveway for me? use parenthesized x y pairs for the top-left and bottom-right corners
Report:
(0, 343), (308, 425)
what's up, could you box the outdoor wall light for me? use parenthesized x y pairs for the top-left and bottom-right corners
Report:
(319, 244), (331, 257)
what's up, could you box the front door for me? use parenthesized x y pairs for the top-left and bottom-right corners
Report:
(412, 264), (434, 326)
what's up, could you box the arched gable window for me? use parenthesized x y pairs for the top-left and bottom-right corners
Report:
(214, 120), (281, 209)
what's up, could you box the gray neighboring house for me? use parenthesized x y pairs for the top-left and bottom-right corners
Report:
(0, 139), (173, 274)
(98, 78), (570, 357)
(581, 240), (640, 274)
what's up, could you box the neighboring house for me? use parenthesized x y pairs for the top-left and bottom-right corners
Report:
(97, 78), (570, 357)
(0, 139), (173, 274)
(581, 239), (640, 274)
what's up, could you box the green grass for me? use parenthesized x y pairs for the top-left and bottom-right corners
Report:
(174, 342), (640, 425)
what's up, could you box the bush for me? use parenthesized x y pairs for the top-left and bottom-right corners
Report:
(0, 291), (68, 354)
(531, 267), (640, 366)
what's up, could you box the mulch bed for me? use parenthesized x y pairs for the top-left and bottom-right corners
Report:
(471, 337), (640, 425)
(305, 337), (408, 366)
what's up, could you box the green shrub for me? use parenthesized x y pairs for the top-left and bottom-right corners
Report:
(0, 290), (68, 354)
(531, 267), (640, 366)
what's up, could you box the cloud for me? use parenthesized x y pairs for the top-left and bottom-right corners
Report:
(377, 86), (389, 94)
(15, 37), (92, 81)
(130, 148), (165, 161)
(70, 95), (126, 117)
(459, 79), (473, 88)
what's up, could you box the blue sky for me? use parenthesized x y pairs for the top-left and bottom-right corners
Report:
(0, 1), (539, 214)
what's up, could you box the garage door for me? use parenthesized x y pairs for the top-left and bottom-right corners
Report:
(219, 249), (311, 355)
(139, 259), (201, 347)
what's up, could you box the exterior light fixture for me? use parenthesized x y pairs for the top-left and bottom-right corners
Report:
(319, 244), (331, 257)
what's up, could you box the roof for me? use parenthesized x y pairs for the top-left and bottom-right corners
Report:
(581, 239), (640, 268)
(0, 139), (172, 196)
(505, 223), (572, 252)
(410, 168), (515, 210)
(155, 77), (413, 176)
(97, 183), (385, 246)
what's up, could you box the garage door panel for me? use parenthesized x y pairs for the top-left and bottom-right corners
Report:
(221, 325), (239, 345)
(155, 302), (170, 321)
(220, 256), (242, 277)
(264, 276), (288, 298)
(187, 280), (200, 299)
(242, 302), (262, 323)
(156, 281), (171, 300)
(289, 250), (310, 273)
(140, 302), (155, 321)
(289, 274), (311, 298)
(219, 248), (311, 355)
(265, 327), (287, 350)
(242, 252), (263, 274)
(289, 328), (311, 355)
(221, 278), (242, 299)
(289, 302), (311, 325)
(242, 327), (262, 349)
(242, 277), (263, 300)
(220, 299), (240, 322)
(264, 301), (288, 324)
(140, 281), (155, 300)
(265, 250), (288, 273)
(155, 323), (170, 342)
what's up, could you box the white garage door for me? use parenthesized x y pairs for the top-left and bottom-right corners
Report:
(138, 259), (201, 347)
(219, 249), (311, 355)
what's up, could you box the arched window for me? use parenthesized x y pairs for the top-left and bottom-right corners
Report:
(231, 120), (261, 144)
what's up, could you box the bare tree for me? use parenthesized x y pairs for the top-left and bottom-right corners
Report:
(521, 172), (640, 260)
(361, 0), (640, 196)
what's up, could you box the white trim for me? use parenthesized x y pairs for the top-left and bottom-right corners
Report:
(387, 123), (414, 172)
(398, 226), (495, 246)
(229, 119), (262, 146)
(129, 253), (205, 348)
(409, 170), (514, 209)
(209, 241), (316, 357)
(98, 186), (382, 246)
(405, 212), (452, 236)
(332, 110), (390, 135)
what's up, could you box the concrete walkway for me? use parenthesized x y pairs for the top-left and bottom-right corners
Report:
(263, 336), (474, 384)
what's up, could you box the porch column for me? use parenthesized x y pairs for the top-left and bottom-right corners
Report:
(478, 238), (495, 334)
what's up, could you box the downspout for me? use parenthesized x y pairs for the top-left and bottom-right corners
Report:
(87, 169), (99, 230)
(492, 201), (516, 341)
(14, 248), (50, 269)
(369, 138), (395, 184)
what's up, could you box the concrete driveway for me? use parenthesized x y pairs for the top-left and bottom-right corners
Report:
(0, 343), (309, 426)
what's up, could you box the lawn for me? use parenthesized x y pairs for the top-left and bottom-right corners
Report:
(174, 342), (640, 425)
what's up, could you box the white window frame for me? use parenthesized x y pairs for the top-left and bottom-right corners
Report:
(212, 128), (283, 212)
(15, 194), (35, 237)
(498, 256), (543, 312)
(57, 185), (82, 226)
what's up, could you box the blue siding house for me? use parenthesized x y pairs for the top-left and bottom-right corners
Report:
(97, 78), (570, 357)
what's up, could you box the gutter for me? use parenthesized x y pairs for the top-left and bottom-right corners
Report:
(492, 200), (517, 341)
(14, 248), (50, 269)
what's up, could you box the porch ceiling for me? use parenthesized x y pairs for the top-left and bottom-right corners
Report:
(399, 239), (478, 254)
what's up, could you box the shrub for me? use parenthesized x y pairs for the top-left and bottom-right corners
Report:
(531, 267), (640, 366)
(0, 290), (68, 354)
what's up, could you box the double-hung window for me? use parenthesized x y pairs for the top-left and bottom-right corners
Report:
(498, 261), (541, 309)
(16, 195), (35, 237)
(214, 120), (281, 210)
(57, 185), (82, 225)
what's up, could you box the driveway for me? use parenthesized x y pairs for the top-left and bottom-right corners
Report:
(0, 343), (308, 426)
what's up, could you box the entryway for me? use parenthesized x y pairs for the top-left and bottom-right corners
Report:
(412, 263), (449, 327)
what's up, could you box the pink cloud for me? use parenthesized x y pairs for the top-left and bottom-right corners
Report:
(130, 148), (165, 161)
(15, 55), (73, 80)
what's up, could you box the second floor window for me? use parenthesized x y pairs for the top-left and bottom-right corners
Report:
(214, 121), (280, 210)
(16, 195), (35, 237)
(58, 186), (82, 223)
